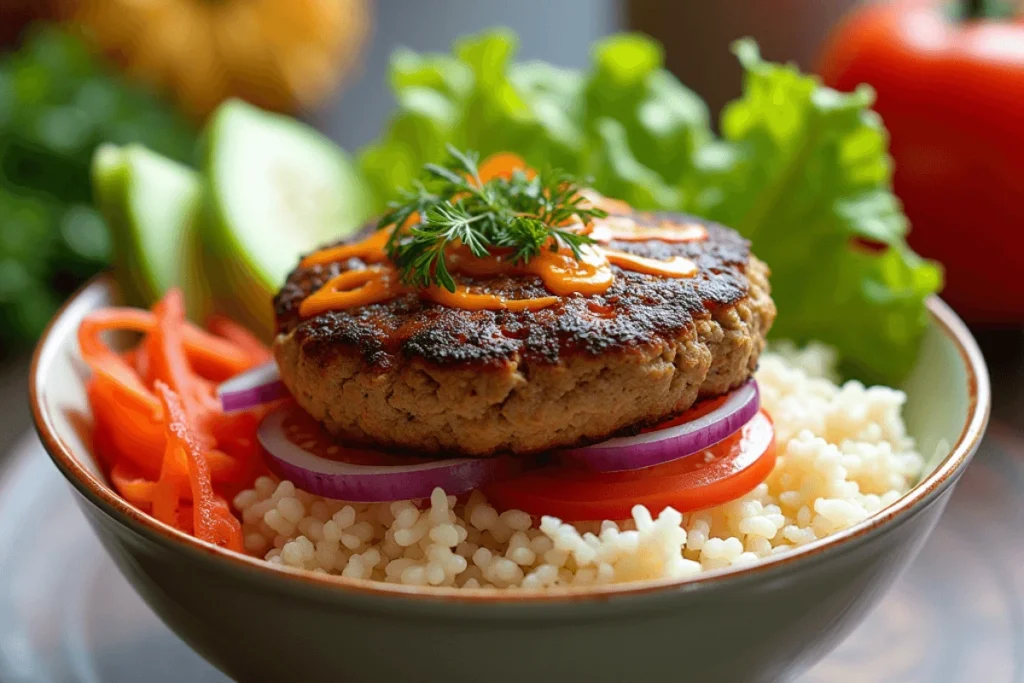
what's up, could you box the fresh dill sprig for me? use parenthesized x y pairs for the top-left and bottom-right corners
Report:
(377, 145), (606, 292)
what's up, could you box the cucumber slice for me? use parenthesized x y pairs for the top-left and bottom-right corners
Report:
(178, 208), (216, 324)
(205, 100), (370, 293)
(91, 144), (209, 318)
(122, 147), (201, 301)
(91, 144), (128, 221)
(91, 144), (134, 302)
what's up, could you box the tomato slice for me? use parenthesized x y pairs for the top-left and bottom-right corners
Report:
(485, 411), (776, 521)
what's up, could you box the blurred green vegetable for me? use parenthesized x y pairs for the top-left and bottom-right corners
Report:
(0, 24), (195, 352)
(695, 41), (942, 381)
(91, 100), (367, 341)
(0, 188), (61, 342)
(361, 31), (941, 383)
(91, 143), (210, 320)
(202, 100), (369, 338)
(361, 30), (710, 215)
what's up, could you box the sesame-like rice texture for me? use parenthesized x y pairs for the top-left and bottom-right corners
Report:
(233, 345), (923, 588)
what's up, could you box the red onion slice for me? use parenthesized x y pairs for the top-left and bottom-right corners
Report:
(218, 362), (290, 412)
(257, 405), (517, 502)
(561, 381), (760, 472)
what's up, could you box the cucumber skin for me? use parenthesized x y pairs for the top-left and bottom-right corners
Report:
(176, 192), (216, 324)
(195, 206), (276, 340)
(91, 144), (212, 321)
(91, 144), (147, 307)
(201, 99), (371, 340)
(92, 100), (371, 338)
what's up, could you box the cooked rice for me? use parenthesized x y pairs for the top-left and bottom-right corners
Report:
(233, 345), (923, 588)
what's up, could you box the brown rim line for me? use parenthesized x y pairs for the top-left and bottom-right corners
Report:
(30, 275), (992, 604)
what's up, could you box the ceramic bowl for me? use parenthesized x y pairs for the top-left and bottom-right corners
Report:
(31, 276), (990, 683)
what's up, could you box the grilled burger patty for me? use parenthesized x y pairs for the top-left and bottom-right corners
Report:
(273, 211), (776, 456)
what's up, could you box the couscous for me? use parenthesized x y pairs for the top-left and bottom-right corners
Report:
(232, 345), (922, 588)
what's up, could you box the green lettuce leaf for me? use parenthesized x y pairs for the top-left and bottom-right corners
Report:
(360, 31), (942, 384)
(695, 41), (941, 382)
(360, 30), (708, 214)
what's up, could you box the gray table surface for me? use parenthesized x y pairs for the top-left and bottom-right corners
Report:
(0, 355), (30, 459)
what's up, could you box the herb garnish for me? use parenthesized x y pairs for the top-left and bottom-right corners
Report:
(378, 145), (607, 292)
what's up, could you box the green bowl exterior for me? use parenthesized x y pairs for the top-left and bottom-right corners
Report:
(32, 277), (989, 683)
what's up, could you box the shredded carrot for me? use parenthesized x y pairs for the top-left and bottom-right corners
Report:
(89, 376), (164, 476)
(152, 433), (189, 531)
(156, 381), (244, 551)
(207, 449), (249, 481)
(81, 290), (270, 552)
(111, 460), (158, 509)
(113, 455), (239, 509)
(87, 382), (119, 470)
(206, 313), (273, 364)
(209, 409), (272, 494)
(80, 307), (255, 381)
(134, 345), (150, 382)
(79, 314), (161, 418)
(148, 290), (216, 441)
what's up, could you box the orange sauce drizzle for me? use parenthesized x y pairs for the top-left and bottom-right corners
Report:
(444, 243), (614, 297)
(579, 189), (632, 216)
(590, 215), (707, 244)
(424, 285), (559, 311)
(299, 228), (392, 268)
(603, 249), (699, 278)
(578, 188), (708, 244)
(445, 246), (517, 277)
(297, 158), (707, 316)
(527, 245), (614, 296)
(299, 265), (405, 318)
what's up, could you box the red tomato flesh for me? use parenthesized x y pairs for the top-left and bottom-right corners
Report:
(485, 411), (776, 521)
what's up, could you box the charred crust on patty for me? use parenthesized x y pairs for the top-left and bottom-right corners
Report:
(273, 210), (775, 456)
(275, 211), (755, 370)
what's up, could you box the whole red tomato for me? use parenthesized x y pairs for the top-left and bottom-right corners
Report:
(819, 0), (1024, 324)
